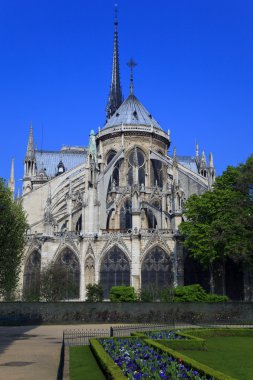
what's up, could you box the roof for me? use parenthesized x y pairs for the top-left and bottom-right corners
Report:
(176, 155), (199, 173)
(104, 94), (162, 130)
(35, 149), (87, 177)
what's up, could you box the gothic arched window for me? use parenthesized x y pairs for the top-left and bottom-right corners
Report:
(76, 215), (82, 232)
(55, 248), (80, 300)
(151, 159), (163, 187)
(107, 150), (117, 165)
(141, 247), (172, 289)
(128, 147), (145, 186)
(120, 199), (132, 230)
(100, 246), (130, 298)
(23, 250), (41, 300)
(147, 209), (157, 229)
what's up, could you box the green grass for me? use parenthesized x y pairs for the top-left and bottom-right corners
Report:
(69, 346), (106, 380)
(182, 337), (253, 380)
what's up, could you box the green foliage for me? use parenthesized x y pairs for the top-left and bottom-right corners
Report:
(40, 263), (79, 301)
(183, 328), (253, 338)
(179, 155), (253, 271)
(139, 284), (174, 302)
(109, 286), (137, 302)
(0, 179), (28, 299)
(173, 284), (228, 302)
(90, 339), (126, 380)
(86, 283), (104, 302)
(158, 337), (206, 351)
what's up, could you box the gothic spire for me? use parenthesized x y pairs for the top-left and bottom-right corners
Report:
(106, 4), (123, 121)
(8, 158), (15, 196)
(25, 123), (35, 160)
(209, 152), (214, 168)
(200, 150), (207, 168)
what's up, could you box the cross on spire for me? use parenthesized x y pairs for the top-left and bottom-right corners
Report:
(127, 58), (137, 95)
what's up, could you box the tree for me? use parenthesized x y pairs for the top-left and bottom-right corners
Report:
(0, 179), (28, 299)
(86, 283), (104, 302)
(109, 286), (137, 302)
(179, 156), (253, 293)
(40, 263), (79, 301)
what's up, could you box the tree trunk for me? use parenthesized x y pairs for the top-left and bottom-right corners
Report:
(209, 263), (214, 294)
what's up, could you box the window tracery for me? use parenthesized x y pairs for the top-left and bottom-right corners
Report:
(100, 246), (130, 298)
(55, 248), (80, 299)
(23, 250), (41, 300)
(128, 147), (145, 186)
(141, 247), (172, 289)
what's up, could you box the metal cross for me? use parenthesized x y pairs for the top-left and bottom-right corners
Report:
(127, 59), (137, 94)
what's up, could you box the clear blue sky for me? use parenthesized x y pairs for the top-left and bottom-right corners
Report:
(0, 0), (253, 192)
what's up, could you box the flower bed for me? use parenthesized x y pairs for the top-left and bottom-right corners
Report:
(98, 337), (211, 379)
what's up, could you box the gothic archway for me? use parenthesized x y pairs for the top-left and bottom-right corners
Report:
(55, 248), (80, 299)
(100, 246), (130, 298)
(141, 246), (173, 289)
(23, 250), (41, 300)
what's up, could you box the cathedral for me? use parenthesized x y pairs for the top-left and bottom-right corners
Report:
(17, 10), (217, 301)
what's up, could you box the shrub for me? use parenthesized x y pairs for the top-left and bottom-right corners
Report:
(139, 284), (174, 302)
(109, 286), (137, 302)
(86, 283), (104, 302)
(173, 284), (229, 302)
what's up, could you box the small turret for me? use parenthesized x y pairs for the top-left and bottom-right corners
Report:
(195, 142), (200, 169)
(8, 158), (15, 198)
(208, 152), (215, 189)
(23, 123), (36, 194)
(24, 123), (36, 178)
(199, 150), (207, 178)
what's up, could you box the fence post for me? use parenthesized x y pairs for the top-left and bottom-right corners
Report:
(110, 326), (113, 337)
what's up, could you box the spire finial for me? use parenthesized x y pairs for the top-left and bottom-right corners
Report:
(127, 58), (137, 95)
(106, 4), (123, 121)
(195, 142), (199, 159)
(8, 158), (15, 197)
(173, 146), (177, 161)
(25, 122), (35, 160)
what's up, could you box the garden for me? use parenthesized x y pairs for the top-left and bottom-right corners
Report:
(69, 328), (253, 379)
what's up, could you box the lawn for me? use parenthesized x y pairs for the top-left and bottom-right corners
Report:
(182, 336), (253, 380)
(69, 346), (106, 380)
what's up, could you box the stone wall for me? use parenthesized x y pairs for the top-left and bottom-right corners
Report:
(0, 302), (252, 325)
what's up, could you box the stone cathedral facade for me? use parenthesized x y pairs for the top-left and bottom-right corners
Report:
(19, 12), (216, 301)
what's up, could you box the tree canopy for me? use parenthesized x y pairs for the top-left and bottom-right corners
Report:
(0, 179), (28, 299)
(179, 155), (253, 269)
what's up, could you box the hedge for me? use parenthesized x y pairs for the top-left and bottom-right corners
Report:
(145, 339), (236, 380)
(131, 330), (207, 351)
(89, 338), (127, 380)
(183, 328), (253, 338)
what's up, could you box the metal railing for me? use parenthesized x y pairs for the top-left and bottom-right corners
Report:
(63, 323), (176, 346)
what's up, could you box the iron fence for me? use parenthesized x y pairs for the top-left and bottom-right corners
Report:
(64, 328), (110, 346)
(64, 323), (178, 346)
